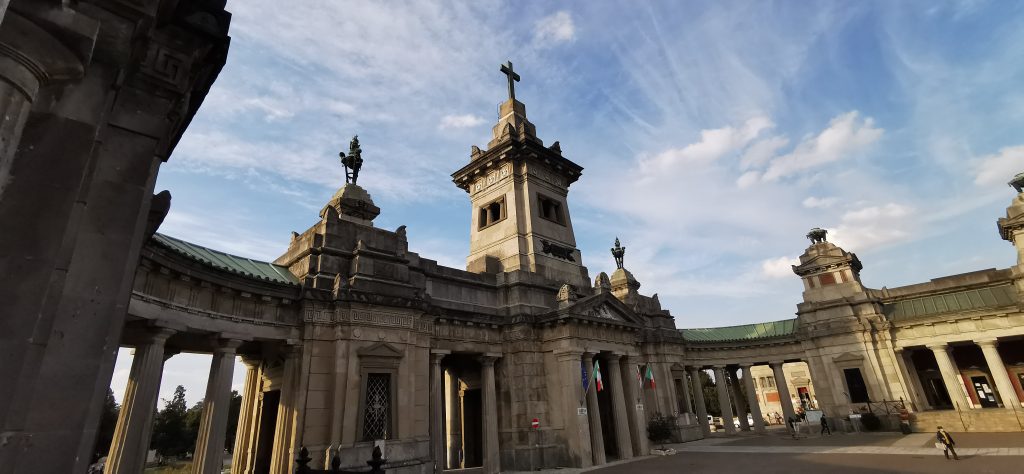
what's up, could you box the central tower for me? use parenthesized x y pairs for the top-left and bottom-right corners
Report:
(451, 61), (589, 288)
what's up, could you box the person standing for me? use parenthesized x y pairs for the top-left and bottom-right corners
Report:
(820, 415), (831, 435)
(936, 426), (959, 460)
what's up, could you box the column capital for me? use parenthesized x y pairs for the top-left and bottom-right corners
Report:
(213, 338), (244, 354)
(894, 346), (905, 353)
(240, 355), (262, 368)
(768, 360), (785, 367)
(926, 343), (950, 351)
(711, 364), (727, 370)
(478, 354), (500, 366)
(975, 338), (999, 348)
(431, 350), (450, 364)
(582, 351), (598, 358)
(605, 353), (622, 363)
(738, 362), (753, 369)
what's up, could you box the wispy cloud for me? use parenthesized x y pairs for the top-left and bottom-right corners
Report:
(439, 114), (485, 130)
(534, 11), (576, 44)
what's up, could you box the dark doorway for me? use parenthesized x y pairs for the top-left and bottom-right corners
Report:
(925, 376), (953, 409)
(253, 389), (280, 474)
(595, 361), (618, 460)
(970, 376), (999, 408)
(461, 388), (483, 468)
(843, 368), (870, 403)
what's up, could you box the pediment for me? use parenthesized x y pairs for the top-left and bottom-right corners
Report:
(563, 293), (644, 326)
(832, 351), (864, 363)
(357, 342), (403, 358)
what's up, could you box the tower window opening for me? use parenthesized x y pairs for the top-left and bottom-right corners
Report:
(477, 197), (506, 230)
(537, 194), (564, 225)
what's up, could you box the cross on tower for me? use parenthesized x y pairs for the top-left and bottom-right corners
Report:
(500, 60), (520, 101)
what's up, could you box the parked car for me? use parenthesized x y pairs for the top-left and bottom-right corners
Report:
(732, 414), (756, 428)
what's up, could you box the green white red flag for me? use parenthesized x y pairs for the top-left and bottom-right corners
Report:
(644, 365), (656, 388)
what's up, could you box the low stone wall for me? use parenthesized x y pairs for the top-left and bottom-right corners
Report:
(910, 409), (1024, 432)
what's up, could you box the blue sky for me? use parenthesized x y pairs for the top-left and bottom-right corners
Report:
(112, 0), (1024, 404)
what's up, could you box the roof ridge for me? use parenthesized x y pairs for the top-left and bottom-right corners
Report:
(680, 318), (796, 332)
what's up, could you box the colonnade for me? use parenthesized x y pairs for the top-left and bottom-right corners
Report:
(430, 351), (501, 474)
(898, 338), (1022, 411)
(104, 330), (291, 474)
(685, 362), (797, 435)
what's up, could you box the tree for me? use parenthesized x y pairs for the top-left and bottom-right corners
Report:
(94, 388), (120, 461)
(699, 371), (721, 416)
(152, 385), (190, 458)
(226, 390), (242, 450)
(184, 400), (204, 448)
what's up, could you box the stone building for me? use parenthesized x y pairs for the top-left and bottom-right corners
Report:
(3, 4), (1024, 474)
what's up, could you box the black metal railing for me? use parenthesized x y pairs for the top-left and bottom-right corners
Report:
(865, 398), (906, 416)
(295, 446), (386, 474)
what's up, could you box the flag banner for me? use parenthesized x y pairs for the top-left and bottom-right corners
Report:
(581, 360), (589, 394)
(645, 365), (656, 388)
(594, 360), (604, 392)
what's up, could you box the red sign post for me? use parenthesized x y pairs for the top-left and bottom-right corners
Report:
(531, 418), (540, 429)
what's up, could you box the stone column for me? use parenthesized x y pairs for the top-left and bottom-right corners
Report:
(582, 353), (606, 465)
(712, 366), (736, 435)
(893, 348), (927, 411)
(678, 370), (694, 415)
(770, 362), (796, 422)
(740, 364), (765, 432)
(231, 357), (261, 474)
(430, 351), (449, 473)
(977, 339), (1021, 408)
(105, 328), (176, 474)
(688, 367), (710, 436)
(928, 344), (972, 410)
(605, 355), (633, 460)
(193, 340), (242, 474)
(445, 368), (463, 469)
(480, 355), (501, 474)
(619, 356), (647, 457)
(555, 351), (591, 468)
(728, 368), (750, 431)
(270, 345), (302, 474)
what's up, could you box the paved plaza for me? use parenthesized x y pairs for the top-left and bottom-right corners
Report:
(585, 430), (1024, 474)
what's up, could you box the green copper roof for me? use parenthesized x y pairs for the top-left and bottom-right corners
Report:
(152, 233), (300, 286)
(681, 319), (797, 343)
(884, 284), (1016, 322)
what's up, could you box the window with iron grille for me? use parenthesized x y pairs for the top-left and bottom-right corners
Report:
(362, 373), (391, 440)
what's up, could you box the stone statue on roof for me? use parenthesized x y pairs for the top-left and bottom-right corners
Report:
(339, 135), (363, 185)
(807, 227), (827, 244)
(611, 237), (625, 269)
(1009, 172), (1024, 193)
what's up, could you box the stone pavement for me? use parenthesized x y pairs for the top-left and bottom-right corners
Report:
(507, 430), (1024, 474)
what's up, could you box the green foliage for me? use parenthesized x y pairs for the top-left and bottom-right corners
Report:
(647, 412), (676, 447)
(226, 390), (242, 450)
(699, 371), (721, 416)
(94, 388), (120, 462)
(860, 412), (882, 431)
(152, 385), (191, 457)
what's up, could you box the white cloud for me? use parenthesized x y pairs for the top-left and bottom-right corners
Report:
(640, 116), (772, 173)
(736, 171), (761, 188)
(439, 114), (485, 130)
(740, 136), (789, 170)
(534, 11), (576, 44)
(828, 202), (915, 252)
(762, 111), (883, 181)
(761, 256), (799, 279)
(973, 145), (1024, 188)
(802, 196), (838, 208)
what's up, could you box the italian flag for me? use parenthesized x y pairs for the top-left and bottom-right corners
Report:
(644, 365), (656, 388)
(593, 360), (604, 392)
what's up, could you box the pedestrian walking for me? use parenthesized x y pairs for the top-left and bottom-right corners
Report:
(936, 426), (959, 460)
(820, 415), (831, 435)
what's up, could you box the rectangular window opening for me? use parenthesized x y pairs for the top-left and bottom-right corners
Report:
(537, 194), (565, 225)
(362, 373), (392, 441)
(477, 197), (506, 230)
